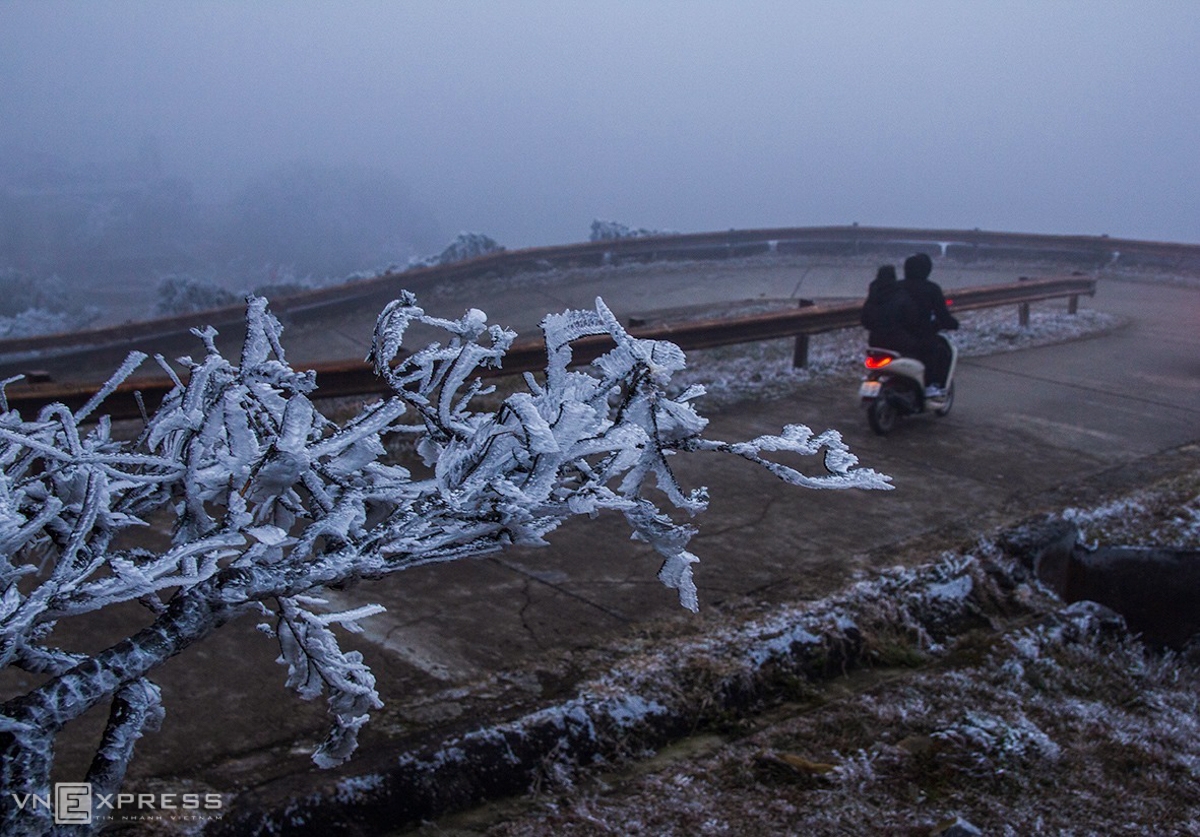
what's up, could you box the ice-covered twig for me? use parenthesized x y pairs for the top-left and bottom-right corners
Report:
(0, 293), (887, 836)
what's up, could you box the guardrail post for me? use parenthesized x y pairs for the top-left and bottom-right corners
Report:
(1068, 295), (1079, 314)
(1017, 276), (1030, 326)
(792, 299), (816, 368)
(793, 335), (810, 368)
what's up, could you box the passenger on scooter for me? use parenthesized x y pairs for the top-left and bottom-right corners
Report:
(860, 264), (922, 357)
(900, 253), (958, 398)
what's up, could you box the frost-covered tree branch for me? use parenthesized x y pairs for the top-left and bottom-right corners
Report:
(0, 293), (889, 835)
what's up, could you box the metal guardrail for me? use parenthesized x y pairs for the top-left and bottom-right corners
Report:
(0, 224), (1183, 361)
(1, 275), (1095, 421)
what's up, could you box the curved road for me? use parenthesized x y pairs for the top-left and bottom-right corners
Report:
(22, 262), (1200, 799)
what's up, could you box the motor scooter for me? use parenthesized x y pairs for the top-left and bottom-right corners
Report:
(859, 334), (957, 435)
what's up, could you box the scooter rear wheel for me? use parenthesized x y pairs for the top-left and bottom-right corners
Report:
(868, 398), (897, 435)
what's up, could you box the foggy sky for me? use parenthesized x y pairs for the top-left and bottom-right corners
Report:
(2, 1), (1198, 248)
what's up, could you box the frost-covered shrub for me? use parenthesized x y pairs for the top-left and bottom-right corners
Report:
(408, 231), (504, 269)
(0, 270), (60, 318)
(589, 219), (674, 241)
(0, 306), (101, 339)
(0, 271), (100, 338)
(1058, 473), (1200, 548)
(248, 263), (318, 299)
(0, 293), (888, 835)
(154, 273), (239, 315)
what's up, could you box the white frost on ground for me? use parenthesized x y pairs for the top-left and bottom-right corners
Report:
(1060, 483), (1200, 548)
(481, 586), (1200, 837)
(385, 468), (1200, 836)
(447, 469), (1200, 836)
(383, 554), (1005, 801)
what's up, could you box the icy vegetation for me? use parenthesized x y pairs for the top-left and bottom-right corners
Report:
(408, 232), (505, 268)
(155, 264), (402, 317)
(148, 230), (511, 318)
(0, 308), (97, 340)
(0, 270), (100, 338)
(481, 601), (1200, 836)
(1059, 471), (1200, 548)
(154, 273), (240, 315)
(0, 294), (888, 835)
(589, 220), (675, 242)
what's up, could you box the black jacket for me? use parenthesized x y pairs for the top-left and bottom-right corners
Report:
(902, 277), (958, 339)
(862, 277), (921, 353)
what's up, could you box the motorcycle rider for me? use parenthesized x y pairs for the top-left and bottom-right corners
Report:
(860, 264), (922, 357)
(900, 253), (958, 397)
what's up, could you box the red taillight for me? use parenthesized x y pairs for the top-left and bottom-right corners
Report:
(946, 298), (954, 307)
(864, 355), (892, 370)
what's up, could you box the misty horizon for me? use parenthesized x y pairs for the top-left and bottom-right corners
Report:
(3, 2), (1199, 254)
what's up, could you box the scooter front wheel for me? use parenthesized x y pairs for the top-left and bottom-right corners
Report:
(868, 398), (897, 435)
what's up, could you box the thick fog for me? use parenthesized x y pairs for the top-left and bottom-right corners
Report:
(2, 1), (1198, 293)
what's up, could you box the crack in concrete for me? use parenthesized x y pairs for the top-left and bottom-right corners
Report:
(490, 556), (631, 625)
(696, 494), (780, 541)
(515, 577), (542, 649)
